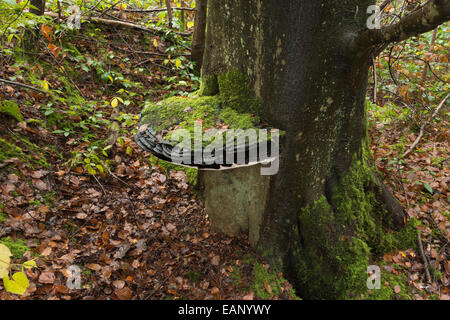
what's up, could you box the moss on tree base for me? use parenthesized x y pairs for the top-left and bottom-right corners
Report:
(291, 148), (418, 299)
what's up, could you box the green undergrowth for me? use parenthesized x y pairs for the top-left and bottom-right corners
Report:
(0, 237), (31, 259)
(291, 144), (419, 299)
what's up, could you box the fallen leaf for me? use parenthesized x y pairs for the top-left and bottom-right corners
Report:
(113, 287), (132, 300)
(38, 271), (55, 284)
(211, 255), (220, 266)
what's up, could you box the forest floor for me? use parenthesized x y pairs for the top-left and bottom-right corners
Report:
(0, 20), (448, 300)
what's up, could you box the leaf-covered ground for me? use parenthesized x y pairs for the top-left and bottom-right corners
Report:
(0, 6), (448, 300)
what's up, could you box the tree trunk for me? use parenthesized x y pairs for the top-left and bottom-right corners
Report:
(200, 0), (412, 299)
(191, 0), (207, 71)
(165, 0), (173, 28)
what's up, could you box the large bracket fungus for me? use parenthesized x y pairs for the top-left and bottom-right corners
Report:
(135, 95), (280, 246)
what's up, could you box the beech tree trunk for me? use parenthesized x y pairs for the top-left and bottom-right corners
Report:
(191, 0), (208, 71)
(197, 0), (450, 299)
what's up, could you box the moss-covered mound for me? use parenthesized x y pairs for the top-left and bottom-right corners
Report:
(139, 95), (274, 148)
(290, 145), (419, 299)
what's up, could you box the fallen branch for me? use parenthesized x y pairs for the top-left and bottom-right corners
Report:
(0, 78), (47, 94)
(43, 12), (191, 37)
(403, 93), (450, 158)
(417, 233), (432, 284)
(113, 7), (195, 13)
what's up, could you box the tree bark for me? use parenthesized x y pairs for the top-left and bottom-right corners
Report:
(191, 0), (207, 71)
(197, 0), (440, 299)
(165, 0), (173, 28)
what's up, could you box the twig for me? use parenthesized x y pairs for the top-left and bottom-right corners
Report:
(91, 174), (107, 196)
(402, 93), (449, 158)
(0, 77), (47, 94)
(108, 170), (131, 187)
(417, 233), (432, 284)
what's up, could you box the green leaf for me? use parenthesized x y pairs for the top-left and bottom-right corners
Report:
(3, 0), (17, 7)
(423, 183), (433, 194)
(126, 146), (132, 156)
(23, 259), (37, 269)
(0, 244), (11, 278)
(3, 271), (30, 295)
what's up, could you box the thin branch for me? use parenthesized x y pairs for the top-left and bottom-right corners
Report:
(0, 77), (47, 94)
(352, 0), (450, 51)
(417, 233), (432, 284)
(403, 93), (450, 158)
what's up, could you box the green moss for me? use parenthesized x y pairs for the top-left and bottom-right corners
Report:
(232, 254), (299, 300)
(198, 74), (219, 96)
(141, 96), (223, 133)
(0, 138), (26, 163)
(139, 95), (265, 148)
(186, 270), (202, 284)
(0, 203), (6, 224)
(218, 107), (257, 130)
(292, 144), (419, 299)
(0, 100), (23, 122)
(362, 267), (413, 300)
(217, 70), (262, 115)
(0, 238), (30, 259)
(0, 136), (49, 169)
(252, 262), (286, 299)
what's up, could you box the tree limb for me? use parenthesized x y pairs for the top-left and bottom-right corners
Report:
(352, 0), (450, 51)
(113, 7), (195, 13)
(43, 12), (191, 36)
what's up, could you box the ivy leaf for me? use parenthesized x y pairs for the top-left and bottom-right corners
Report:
(3, 271), (30, 295)
(0, 244), (11, 278)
